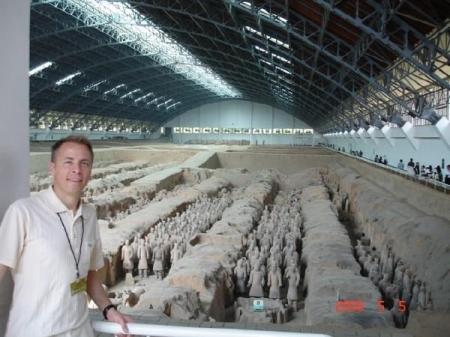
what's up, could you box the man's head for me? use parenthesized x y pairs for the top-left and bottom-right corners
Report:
(51, 135), (94, 163)
(49, 136), (94, 200)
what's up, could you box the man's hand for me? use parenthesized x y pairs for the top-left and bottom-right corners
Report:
(86, 271), (133, 336)
(106, 308), (133, 337)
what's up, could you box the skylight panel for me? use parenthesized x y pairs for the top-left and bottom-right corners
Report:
(104, 83), (125, 95)
(239, 2), (287, 26)
(147, 95), (165, 105)
(135, 92), (154, 102)
(84, 79), (106, 92)
(260, 59), (273, 67)
(55, 71), (82, 86)
(245, 26), (263, 37)
(29, 61), (53, 76)
(258, 8), (288, 26)
(120, 88), (141, 99)
(239, 1), (252, 10)
(276, 65), (292, 75)
(244, 25), (290, 49)
(272, 53), (291, 64)
(268, 35), (290, 49)
(255, 45), (269, 54)
(62, 0), (240, 98)
(167, 101), (181, 110)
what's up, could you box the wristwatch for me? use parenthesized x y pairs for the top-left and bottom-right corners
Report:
(102, 304), (117, 320)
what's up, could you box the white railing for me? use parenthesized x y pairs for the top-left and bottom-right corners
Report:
(92, 321), (332, 337)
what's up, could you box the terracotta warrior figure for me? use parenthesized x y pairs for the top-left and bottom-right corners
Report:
(234, 258), (248, 295)
(248, 263), (265, 298)
(137, 239), (149, 278)
(121, 240), (134, 274)
(409, 281), (420, 310)
(152, 244), (165, 280)
(286, 267), (301, 310)
(267, 264), (282, 299)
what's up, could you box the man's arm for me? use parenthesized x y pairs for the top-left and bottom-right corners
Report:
(86, 270), (132, 336)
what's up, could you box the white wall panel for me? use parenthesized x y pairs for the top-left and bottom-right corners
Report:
(252, 103), (273, 128)
(165, 99), (313, 145)
(273, 109), (292, 128)
(326, 126), (450, 169)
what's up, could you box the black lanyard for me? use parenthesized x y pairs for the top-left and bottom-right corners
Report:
(56, 212), (84, 279)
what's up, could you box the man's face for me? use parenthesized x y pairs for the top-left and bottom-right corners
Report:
(49, 141), (92, 197)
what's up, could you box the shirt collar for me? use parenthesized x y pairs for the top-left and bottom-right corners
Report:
(44, 186), (83, 218)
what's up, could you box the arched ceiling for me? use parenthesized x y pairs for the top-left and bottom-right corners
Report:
(30, 0), (450, 133)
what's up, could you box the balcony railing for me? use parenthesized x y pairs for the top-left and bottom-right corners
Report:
(92, 321), (332, 337)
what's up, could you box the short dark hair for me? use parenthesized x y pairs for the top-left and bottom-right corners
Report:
(51, 136), (94, 162)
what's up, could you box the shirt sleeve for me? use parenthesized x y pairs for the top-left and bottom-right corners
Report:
(89, 212), (104, 271)
(0, 202), (27, 270)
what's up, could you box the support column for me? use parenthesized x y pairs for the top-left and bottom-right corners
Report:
(0, 1), (30, 336)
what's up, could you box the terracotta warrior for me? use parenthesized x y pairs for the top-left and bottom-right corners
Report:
(248, 263), (265, 298)
(152, 244), (165, 279)
(267, 264), (282, 299)
(121, 240), (134, 274)
(137, 239), (149, 278)
(286, 267), (301, 310)
(234, 258), (248, 294)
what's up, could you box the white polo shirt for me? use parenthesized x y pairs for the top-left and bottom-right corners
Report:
(0, 187), (104, 337)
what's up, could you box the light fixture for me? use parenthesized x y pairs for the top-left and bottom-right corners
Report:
(29, 61), (53, 76)
(55, 71), (82, 86)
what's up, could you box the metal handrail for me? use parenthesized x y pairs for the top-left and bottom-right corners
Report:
(92, 321), (332, 337)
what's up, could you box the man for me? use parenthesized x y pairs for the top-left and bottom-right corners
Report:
(445, 164), (450, 185)
(406, 158), (415, 175)
(397, 159), (405, 170)
(0, 136), (131, 337)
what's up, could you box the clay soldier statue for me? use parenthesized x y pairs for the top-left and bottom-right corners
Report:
(355, 240), (366, 259)
(409, 281), (420, 310)
(359, 250), (370, 269)
(152, 244), (165, 280)
(137, 239), (149, 278)
(121, 240), (134, 274)
(401, 269), (412, 303)
(131, 233), (140, 260)
(378, 273), (391, 296)
(380, 245), (391, 273)
(384, 250), (395, 281)
(385, 283), (400, 301)
(267, 264), (282, 299)
(170, 242), (183, 266)
(234, 258), (247, 295)
(363, 254), (374, 274)
(286, 267), (301, 310)
(248, 262), (265, 298)
(417, 283), (426, 311)
(241, 256), (250, 276)
(369, 257), (381, 285)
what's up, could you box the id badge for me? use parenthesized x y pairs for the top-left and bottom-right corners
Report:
(70, 277), (87, 296)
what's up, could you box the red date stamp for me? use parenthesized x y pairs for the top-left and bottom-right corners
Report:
(335, 300), (365, 313)
(335, 299), (407, 313)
